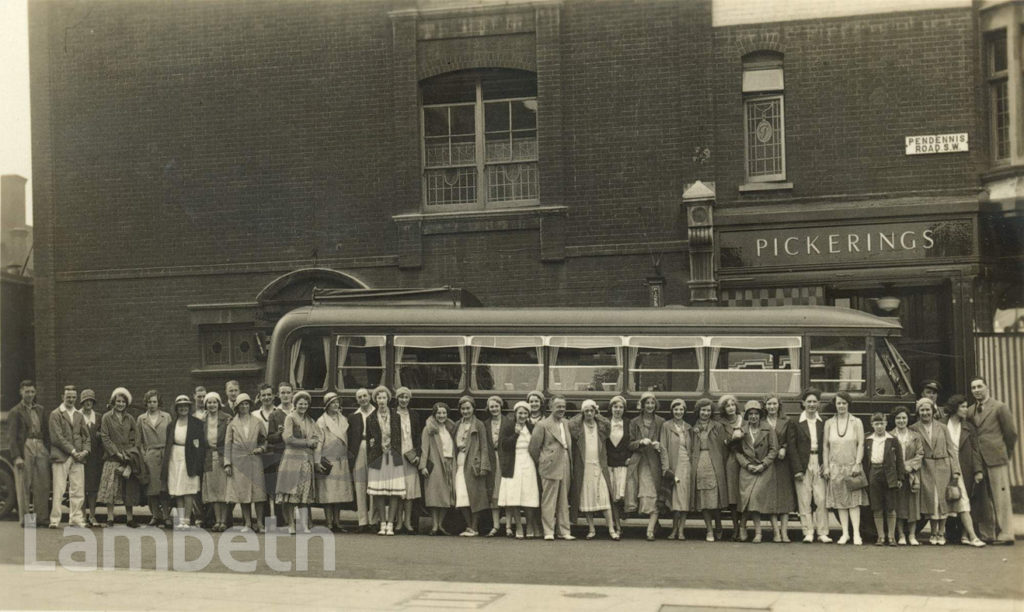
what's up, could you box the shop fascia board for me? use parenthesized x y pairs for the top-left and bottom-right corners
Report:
(715, 194), (982, 228)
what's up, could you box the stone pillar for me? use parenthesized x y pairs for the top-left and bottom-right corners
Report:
(683, 180), (717, 304)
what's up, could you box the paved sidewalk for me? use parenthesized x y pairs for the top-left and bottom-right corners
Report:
(0, 564), (1020, 612)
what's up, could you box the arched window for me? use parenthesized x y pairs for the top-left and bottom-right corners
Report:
(421, 69), (538, 210)
(742, 51), (786, 183)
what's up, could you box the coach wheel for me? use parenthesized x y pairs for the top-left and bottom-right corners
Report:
(0, 466), (15, 520)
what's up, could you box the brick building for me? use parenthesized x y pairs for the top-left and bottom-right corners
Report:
(28, 0), (1022, 418)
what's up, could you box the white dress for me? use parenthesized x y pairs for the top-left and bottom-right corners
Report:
(454, 422), (471, 508)
(167, 420), (199, 496)
(497, 427), (540, 508)
(946, 419), (971, 515)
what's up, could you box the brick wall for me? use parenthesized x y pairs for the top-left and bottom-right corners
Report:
(30, 0), (981, 403)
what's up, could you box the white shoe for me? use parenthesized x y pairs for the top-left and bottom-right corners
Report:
(818, 534), (833, 544)
(559, 534), (576, 541)
(802, 534), (814, 543)
(377, 524), (387, 536)
(853, 535), (863, 546)
(385, 522), (394, 536)
(837, 534), (849, 545)
(543, 534), (555, 541)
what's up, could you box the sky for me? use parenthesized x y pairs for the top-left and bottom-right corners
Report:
(1, 0), (32, 225)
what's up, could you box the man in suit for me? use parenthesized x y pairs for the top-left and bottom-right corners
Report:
(528, 395), (575, 541)
(788, 387), (832, 543)
(347, 387), (378, 531)
(48, 385), (90, 528)
(253, 383), (287, 529)
(8, 380), (51, 527)
(968, 376), (1017, 544)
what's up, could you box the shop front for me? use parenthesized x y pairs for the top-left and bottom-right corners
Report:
(714, 195), (983, 397)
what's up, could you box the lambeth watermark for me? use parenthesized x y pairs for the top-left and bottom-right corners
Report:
(21, 514), (335, 572)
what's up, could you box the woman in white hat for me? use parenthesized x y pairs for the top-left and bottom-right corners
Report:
(97, 387), (142, 527)
(276, 390), (321, 534)
(196, 392), (233, 532)
(224, 393), (268, 532)
(316, 391), (354, 532)
(163, 395), (206, 529)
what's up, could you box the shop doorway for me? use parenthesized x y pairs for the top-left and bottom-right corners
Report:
(830, 284), (954, 397)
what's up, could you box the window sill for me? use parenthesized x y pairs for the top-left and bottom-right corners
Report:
(394, 205), (568, 267)
(739, 182), (794, 193)
(981, 163), (1024, 182)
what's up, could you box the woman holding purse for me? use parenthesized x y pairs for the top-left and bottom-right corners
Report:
(823, 391), (866, 545)
(909, 397), (960, 545)
(891, 405), (924, 545)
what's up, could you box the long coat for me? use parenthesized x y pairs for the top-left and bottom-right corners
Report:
(892, 428), (924, 521)
(455, 415), (491, 512)
(624, 414), (665, 513)
(224, 414), (268, 503)
(718, 415), (745, 506)
(316, 412), (354, 503)
(733, 422), (779, 513)
(942, 417), (983, 498)
(136, 410), (172, 497)
(690, 420), (729, 511)
(420, 417), (457, 508)
(568, 418), (613, 520)
(483, 415), (508, 505)
(764, 415), (796, 513)
(909, 420), (959, 517)
(81, 410), (105, 494)
(659, 420), (693, 512)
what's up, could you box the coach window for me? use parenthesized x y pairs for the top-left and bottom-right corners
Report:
(548, 336), (624, 393)
(289, 335), (330, 391)
(336, 335), (386, 391)
(809, 336), (867, 394)
(741, 51), (788, 189)
(628, 336), (704, 393)
(470, 336), (543, 393)
(709, 336), (801, 395)
(421, 69), (538, 211)
(394, 335), (466, 391)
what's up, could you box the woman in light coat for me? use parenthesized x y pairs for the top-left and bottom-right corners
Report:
(734, 400), (779, 543)
(224, 394), (267, 532)
(691, 398), (729, 541)
(419, 402), (457, 535)
(910, 397), (960, 545)
(316, 392), (354, 532)
(196, 392), (232, 532)
(137, 389), (171, 527)
(276, 391), (321, 535)
(659, 398), (692, 540)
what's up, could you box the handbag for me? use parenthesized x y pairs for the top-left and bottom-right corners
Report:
(846, 470), (869, 490)
(317, 456), (333, 475)
(403, 449), (421, 465)
(909, 472), (920, 493)
(946, 481), (961, 502)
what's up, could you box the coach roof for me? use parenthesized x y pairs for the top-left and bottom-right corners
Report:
(271, 305), (902, 337)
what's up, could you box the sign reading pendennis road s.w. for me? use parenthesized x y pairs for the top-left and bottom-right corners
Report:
(905, 133), (968, 155)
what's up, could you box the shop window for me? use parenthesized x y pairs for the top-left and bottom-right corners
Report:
(742, 51), (786, 183)
(628, 336), (704, 393)
(394, 335), (466, 391)
(469, 336), (543, 393)
(809, 336), (867, 394)
(422, 69), (538, 211)
(336, 335), (386, 391)
(548, 336), (623, 392)
(709, 336), (801, 394)
(289, 335), (330, 391)
(201, 327), (257, 368)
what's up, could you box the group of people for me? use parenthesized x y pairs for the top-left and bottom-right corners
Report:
(7, 375), (1017, 545)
